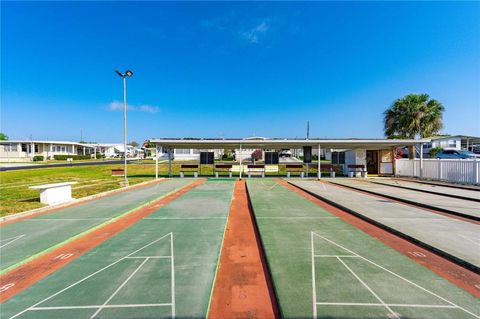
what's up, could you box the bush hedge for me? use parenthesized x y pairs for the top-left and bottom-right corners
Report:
(53, 155), (92, 160)
(33, 155), (44, 161)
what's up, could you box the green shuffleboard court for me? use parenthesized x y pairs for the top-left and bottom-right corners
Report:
(246, 179), (479, 319)
(0, 179), (193, 273)
(1, 179), (234, 319)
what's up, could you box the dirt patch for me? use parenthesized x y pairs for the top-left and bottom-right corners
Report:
(0, 179), (205, 302)
(208, 180), (279, 319)
(278, 179), (480, 298)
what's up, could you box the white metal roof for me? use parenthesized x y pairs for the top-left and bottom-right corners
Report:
(0, 140), (96, 148)
(150, 138), (430, 149)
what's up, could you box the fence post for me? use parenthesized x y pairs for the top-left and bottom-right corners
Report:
(438, 159), (442, 180)
(413, 159), (416, 177)
(474, 159), (479, 185)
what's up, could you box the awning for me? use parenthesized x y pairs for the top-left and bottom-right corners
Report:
(150, 138), (430, 150)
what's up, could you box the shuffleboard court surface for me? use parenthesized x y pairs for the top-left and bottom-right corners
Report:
(1, 180), (234, 319)
(0, 179), (192, 272)
(369, 178), (480, 201)
(246, 179), (479, 319)
(289, 180), (480, 271)
(328, 178), (480, 220)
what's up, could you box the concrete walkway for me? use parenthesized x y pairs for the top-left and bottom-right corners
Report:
(288, 180), (480, 272)
(328, 178), (480, 220)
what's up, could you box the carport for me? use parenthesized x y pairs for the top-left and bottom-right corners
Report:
(149, 138), (430, 179)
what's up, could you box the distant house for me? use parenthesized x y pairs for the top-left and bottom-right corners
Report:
(94, 144), (136, 158)
(0, 140), (96, 162)
(422, 135), (480, 155)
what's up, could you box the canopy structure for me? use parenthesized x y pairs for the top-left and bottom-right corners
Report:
(149, 137), (430, 180)
(150, 138), (429, 150)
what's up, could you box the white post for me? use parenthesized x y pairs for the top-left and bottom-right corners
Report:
(94, 146), (97, 159)
(123, 76), (128, 186)
(437, 158), (442, 181)
(473, 159), (479, 185)
(83, 146), (86, 156)
(419, 143), (424, 178)
(239, 144), (243, 179)
(155, 145), (159, 180)
(317, 144), (321, 179)
(168, 148), (172, 177)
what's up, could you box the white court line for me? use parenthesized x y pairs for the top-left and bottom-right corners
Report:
(256, 216), (338, 219)
(0, 235), (25, 249)
(25, 218), (111, 221)
(31, 303), (172, 310)
(315, 302), (457, 308)
(144, 217), (226, 220)
(90, 258), (150, 318)
(457, 234), (480, 247)
(125, 256), (171, 259)
(336, 256), (400, 319)
(312, 232), (480, 319)
(170, 232), (176, 319)
(10, 233), (172, 319)
(310, 232), (317, 319)
(314, 255), (359, 258)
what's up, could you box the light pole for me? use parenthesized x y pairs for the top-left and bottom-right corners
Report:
(115, 69), (133, 187)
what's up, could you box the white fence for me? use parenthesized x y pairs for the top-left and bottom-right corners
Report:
(395, 159), (480, 185)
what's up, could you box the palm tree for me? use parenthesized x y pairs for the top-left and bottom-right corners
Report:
(384, 94), (444, 158)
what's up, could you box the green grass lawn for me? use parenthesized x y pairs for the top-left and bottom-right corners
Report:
(0, 161), (340, 217)
(0, 164), (158, 217)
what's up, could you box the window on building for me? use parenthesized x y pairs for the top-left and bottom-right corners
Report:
(331, 151), (345, 164)
(1, 144), (18, 152)
(175, 149), (190, 154)
(22, 144), (27, 152)
(448, 140), (456, 147)
(192, 149), (200, 154)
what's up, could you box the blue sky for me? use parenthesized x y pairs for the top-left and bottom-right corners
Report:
(1, 1), (479, 143)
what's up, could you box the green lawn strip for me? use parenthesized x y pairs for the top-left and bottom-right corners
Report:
(0, 179), (193, 273)
(246, 179), (479, 319)
(1, 180), (234, 319)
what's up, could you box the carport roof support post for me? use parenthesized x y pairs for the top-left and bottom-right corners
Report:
(317, 144), (321, 180)
(420, 143), (424, 178)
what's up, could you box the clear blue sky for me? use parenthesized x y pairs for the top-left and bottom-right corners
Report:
(2, 1), (479, 143)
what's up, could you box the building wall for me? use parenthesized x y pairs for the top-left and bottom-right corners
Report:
(0, 142), (91, 161)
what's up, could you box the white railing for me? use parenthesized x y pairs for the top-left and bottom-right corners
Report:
(395, 158), (480, 185)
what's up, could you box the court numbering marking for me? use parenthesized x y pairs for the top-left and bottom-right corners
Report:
(9, 232), (176, 319)
(311, 231), (480, 319)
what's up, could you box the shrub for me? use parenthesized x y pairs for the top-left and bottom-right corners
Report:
(429, 147), (443, 158)
(53, 155), (92, 160)
(95, 153), (104, 159)
(251, 149), (263, 161)
(33, 155), (44, 161)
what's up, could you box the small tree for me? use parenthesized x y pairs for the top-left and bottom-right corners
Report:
(130, 141), (139, 147)
(251, 149), (263, 163)
(0, 133), (8, 140)
(429, 147), (443, 158)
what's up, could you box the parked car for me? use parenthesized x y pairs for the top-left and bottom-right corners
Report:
(435, 150), (480, 159)
(279, 149), (292, 158)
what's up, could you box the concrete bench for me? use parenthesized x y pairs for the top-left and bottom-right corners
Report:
(247, 164), (265, 178)
(286, 164), (304, 178)
(180, 164), (199, 178)
(29, 182), (78, 205)
(347, 164), (367, 178)
(265, 165), (279, 175)
(320, 164), (337, 178)
(214, 164), (233, 178)
(111, 169), (125, 176)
